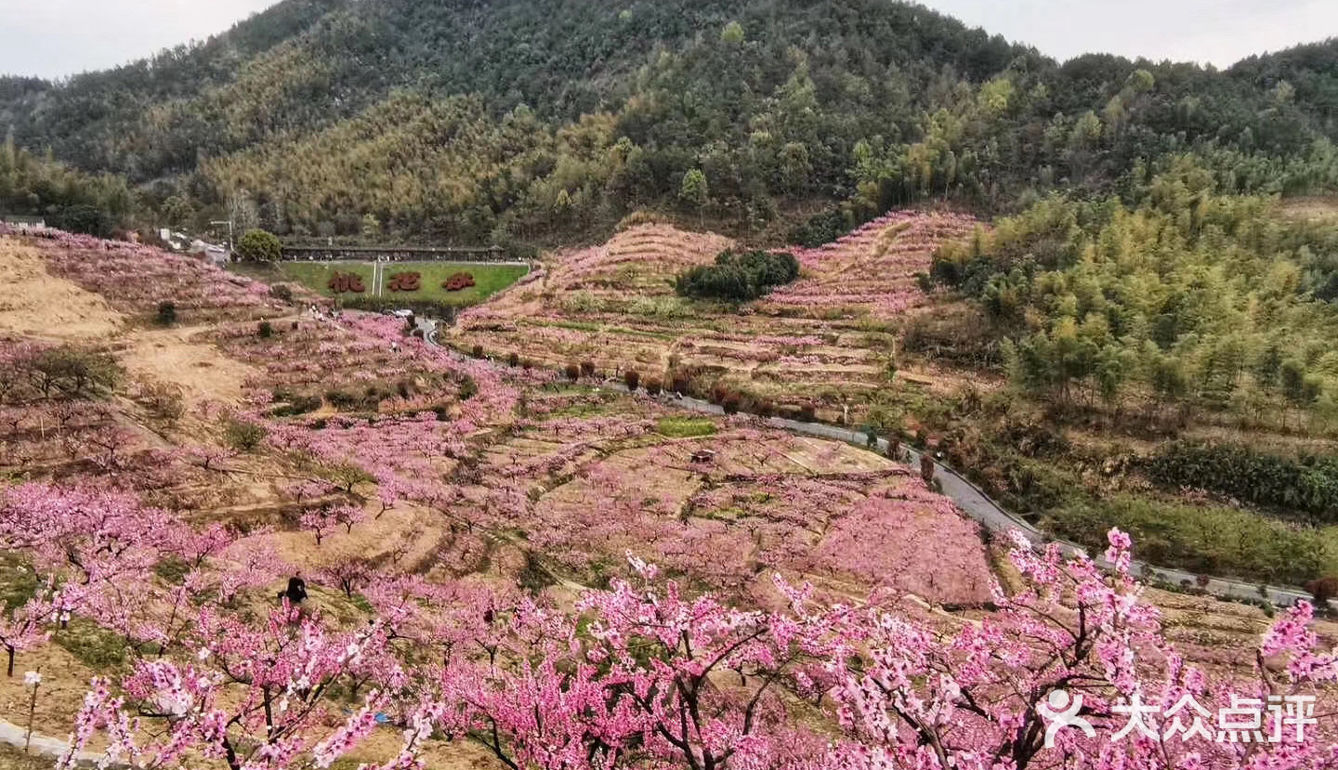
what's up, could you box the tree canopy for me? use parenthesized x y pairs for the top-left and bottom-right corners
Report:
(932, 158), (1338, 425)
(0, 1), (1334, 245)
(237, 228), (282, 261)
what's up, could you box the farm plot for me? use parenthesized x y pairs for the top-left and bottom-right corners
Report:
(471, 405), (994, 606)
(453, 213), (980, 415)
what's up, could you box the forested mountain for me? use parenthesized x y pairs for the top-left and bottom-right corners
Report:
(1, 0), (1336, 244)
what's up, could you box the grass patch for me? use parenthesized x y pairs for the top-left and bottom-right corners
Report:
(55, 617), (128, 671)
(277, 261), (528, 306)
(1043, 494), (1337, 586)
(0, 553), (39, 611)
(656, 417), (718, 438)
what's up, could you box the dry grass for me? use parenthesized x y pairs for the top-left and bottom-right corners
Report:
(0, 238), (124, 339)
(0, 641), (102, 735)
(120, 324), (265, 407)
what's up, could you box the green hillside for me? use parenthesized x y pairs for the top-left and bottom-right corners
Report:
(1, 1), (1336, 246)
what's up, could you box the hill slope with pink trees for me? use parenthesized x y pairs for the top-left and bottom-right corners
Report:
(454, 210), (981, 421)
(30, 227), (1308, 769)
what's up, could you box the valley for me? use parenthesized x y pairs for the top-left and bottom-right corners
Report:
(0, 213), (1335, 768)
(0, 1), (1337, 767)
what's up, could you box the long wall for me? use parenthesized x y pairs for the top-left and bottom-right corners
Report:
(281, 245), (509, 263)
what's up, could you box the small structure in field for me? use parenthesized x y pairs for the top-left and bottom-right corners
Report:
(2, 215), (46, 232)
(690, 449), (716, 465)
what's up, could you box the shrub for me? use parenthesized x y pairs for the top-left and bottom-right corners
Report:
(471, 344), (485, 359)
(223, 418), (267, 452)
(257, 321), (273, 338)
(1306, 577), (1338, 605)
(325, 389), (358, 409)
(560, 291), (604, 314)
(388, 272), (422, 292)
(1145, 442), (1338, 522)
(674, 249), (800, 301)
(721, 394), (741, 415)
(442, 272), (476, 292)
(155, 301), (177, 326)
(623, 369), (641, 391)
(797, 404), (817, 422)
(788, 206), (854, 247)
(237, 229), (282, 262)
(669, 371), (691, 394)
(269, 284), (294, 302)
(644, 377), (663, 396)
(55, 204), (113, 238)
(139, 381), (185, 424)
(1046, 495), (1331, 586)
(328, 272), (366, 293)
(269, 392), (322, 417)
(565, 363), (580, 382)
(709, 382), (732, 405)
(615, 210), (670, 231)
(627, 296), (690, 318)
(336, 297), (459, 321)
(507, 352), (520, 367)
(456, 374), (479, 401)
(579, 361), (596, 379)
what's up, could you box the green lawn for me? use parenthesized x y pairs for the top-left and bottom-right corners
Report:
(656, 417), (718, 438)
(278, 261), (529, 306)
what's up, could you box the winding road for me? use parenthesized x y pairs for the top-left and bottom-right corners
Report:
(419, 318), (1312, 608)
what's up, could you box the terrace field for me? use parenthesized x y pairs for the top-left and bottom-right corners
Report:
(452, 211), (981, 420)
(0, 224), (1334, 769)
(272, 260), (530, 306)
(0, 226), (993, 763)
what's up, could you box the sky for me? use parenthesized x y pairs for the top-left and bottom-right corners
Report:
(0, 0), (1334, 79)
(0, 0), (275, 79)
(921, 0), (1338, 67)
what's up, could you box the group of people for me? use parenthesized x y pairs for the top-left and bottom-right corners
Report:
(308, 304), (343, 321)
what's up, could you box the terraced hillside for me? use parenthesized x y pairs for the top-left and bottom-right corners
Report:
(0, 223), (1012, 764)
(453, 210), (980, 417)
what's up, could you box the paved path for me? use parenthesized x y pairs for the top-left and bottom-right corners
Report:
(422, 318), (1311, 608)
(0, 715), (111, 767)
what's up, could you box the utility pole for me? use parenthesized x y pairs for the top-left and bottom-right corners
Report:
(209, 219), (235, 256)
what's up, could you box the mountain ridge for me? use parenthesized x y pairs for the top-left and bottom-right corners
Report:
(0, 1), (1335, 245)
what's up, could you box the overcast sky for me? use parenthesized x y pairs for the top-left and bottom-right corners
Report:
(0, 0), (1334, 79)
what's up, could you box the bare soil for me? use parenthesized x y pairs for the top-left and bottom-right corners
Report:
(0, 238), (124, 339)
